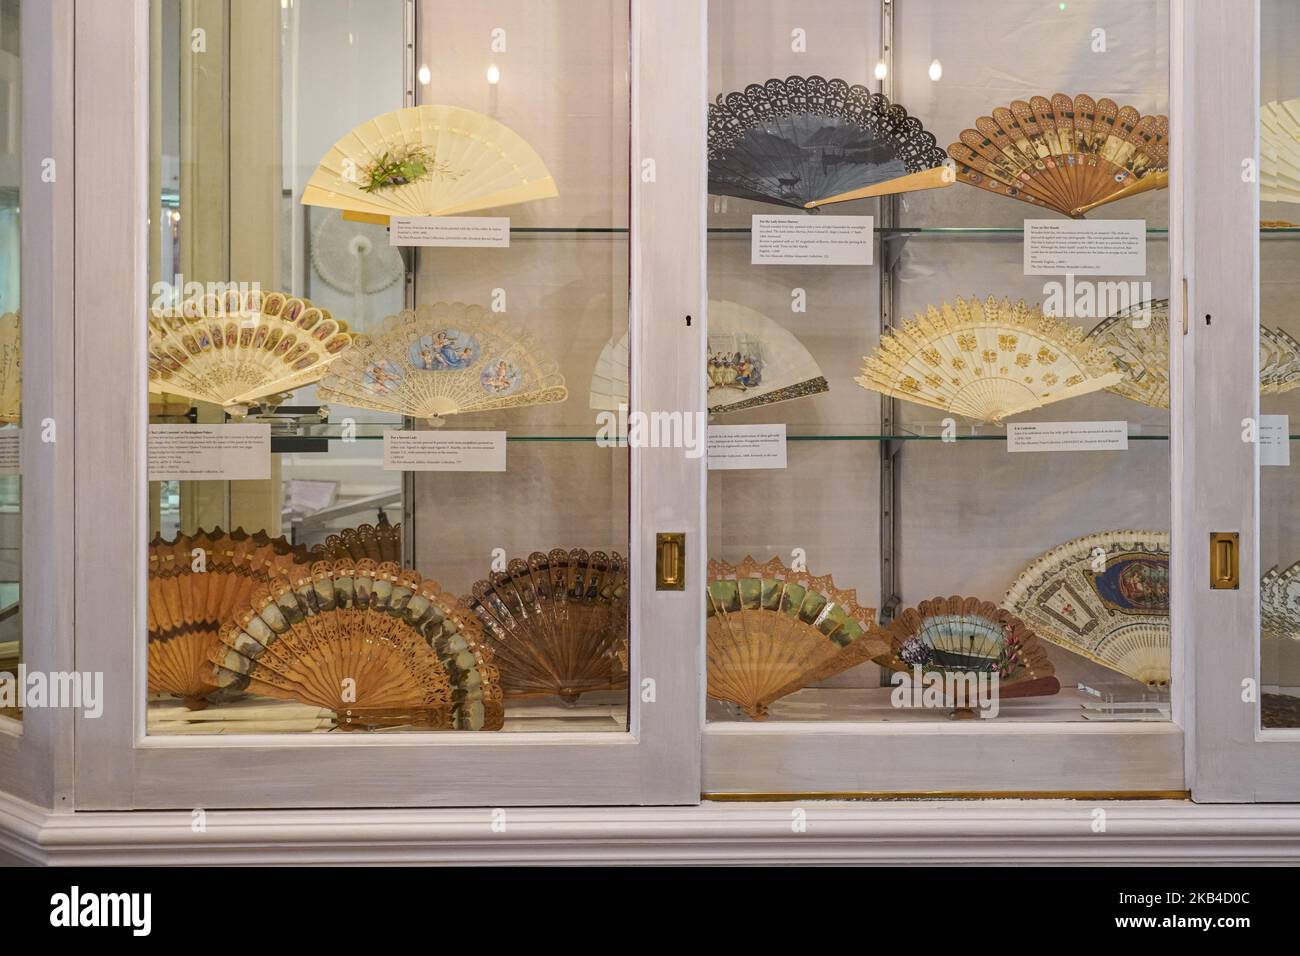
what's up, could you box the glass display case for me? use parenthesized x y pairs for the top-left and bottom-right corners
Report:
(6, 0), (1300, 860)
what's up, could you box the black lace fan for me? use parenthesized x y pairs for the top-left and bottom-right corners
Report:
(708, 75), (952, 211)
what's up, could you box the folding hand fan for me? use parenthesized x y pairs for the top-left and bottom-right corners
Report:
(208, 559), (504, 731)
(147, 288), (353, 412)
(588, 300), (828, 415)
(148, 527), (312, 709)
(708, 75), (952, 210)
(857, 295), (1121, 423)
(706, 556), (887, 720)
(1264, 693), (1300, 728)
(311, 210), (405, 327)
(947, 94), (1168, 218)
(317, 302), (567, 423)
(309, 518), (402, 564)
(1262, 99), (1300, 204)
(1002, 530), (1170, 687)
(877, 597), (1060, 700)
(301, 105), (558, 220)
(1084, 300), (1300, 408)
(464, 548), (628, 704)
(1262, 561), (1300, 642)
(0, 313), (19, 424)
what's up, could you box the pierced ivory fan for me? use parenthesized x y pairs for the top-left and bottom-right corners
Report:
(708, 75), (952, 210)
(1262, 99), (1300, 204)
(208, 559), (504, 731)
(706, 556), (887, 720)
(1085, 300), (1300, 408)
(309, 518), (402, 564)
(148, 528), (311, 709)
(589, 300), (828, 415)
(878, 597), (1060, 700)
(147, 289), (353, 411)
(465, 548), (628, 704)
(302, 105), (557, 219)
(1003, 530), (1170, 688)
(948, 94), (1168, 218)
(1261, 561), (1300, 642)
(317, 302), (567, 422)
(857, 295), (1121, 423)
(0, 313), (19, 424)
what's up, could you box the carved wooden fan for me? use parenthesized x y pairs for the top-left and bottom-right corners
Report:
(0, 313), (19, 424)
(590, 299), (828, 415)
(302, 105), (557, 220)
(464, 548), (628, 704)
(309, 518), (402, 564)
(948, 94), (1168, 217)
(147, 288), (353, 412)
(1262, 99), (1300, 204)
(877, 597), (1060, 699)
(208, 559), (503, 731)
(1003, 530), (1170, 688)
(857, 295), (1121, 423)
(1084, 300), (1300, 408)
(708, 75), (952, 210)
(148, 527), (312, 709)
(317, 302), (567, 423)
(706, 556), (887, 720)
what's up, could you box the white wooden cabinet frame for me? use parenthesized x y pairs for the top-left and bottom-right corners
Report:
(0, 0), (1292, 863)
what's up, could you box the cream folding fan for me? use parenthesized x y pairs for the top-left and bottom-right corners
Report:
(1084, 300), (1300, 408)
(317, 302), (567, 422)
(0, 313), (18, 424)
(706, 556), (887, 720)
(1003, 530), (1170, 688)
(948, 94), (1168, 218)
(857, 295), (1121, 423)
(1262, 99), (1300, 204)
(302, 105), (558, 220)
(589, 300), (828, 415)
(147, 289), (353, 411)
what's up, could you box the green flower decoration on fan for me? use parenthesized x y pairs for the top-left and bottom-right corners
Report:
(360, 146), (466, 193)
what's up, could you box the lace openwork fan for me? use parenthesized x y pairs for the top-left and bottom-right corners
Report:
(317, 302), (567, 422)
(0, 313), (18, 424)
(309, 519), (402, 564)
(589, 300), (828, 415)
(465, 548), (628, 704)
(857, 295), (1121, 423)
(948, 94), (1168, 218)
(148, 527), (311, 709)
(706, 557), (887, 720)
(1003, 531), (1170, 688)
(1263, 99), (1300, 204)
(1261, 561), (1300, 642)
(147, 290), (353, 412)
(1085, 299), (1300, 408)
(708, 75), (952, 210)
(877, 597), (1060, 700)
(208, 559), (504, 731)
(302, 105), (557, 220)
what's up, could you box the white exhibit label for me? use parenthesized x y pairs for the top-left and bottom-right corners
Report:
(147, 424), (272, 481)
(1261, 414), (1290, 467)
(383, 430), (507, 472)
(1006, 421), (1129, 453)
(389, 216), (510, 248)
(707, 424), (787, 470)
(1023, 219), (1146, 275)
(0, 429), (18, 476)
(751, 215), (873, 266)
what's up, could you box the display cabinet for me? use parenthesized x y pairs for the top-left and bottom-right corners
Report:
(4, 0), (1300, 862)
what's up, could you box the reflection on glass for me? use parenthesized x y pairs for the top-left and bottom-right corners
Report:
(0, 0), (20, 721)
(145, 0), (630, 734)
(1259, 0), (1300, 728)
(705, 0), (1171, 724)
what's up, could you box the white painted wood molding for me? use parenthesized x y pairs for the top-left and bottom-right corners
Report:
(3, 790), (1300, 865)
